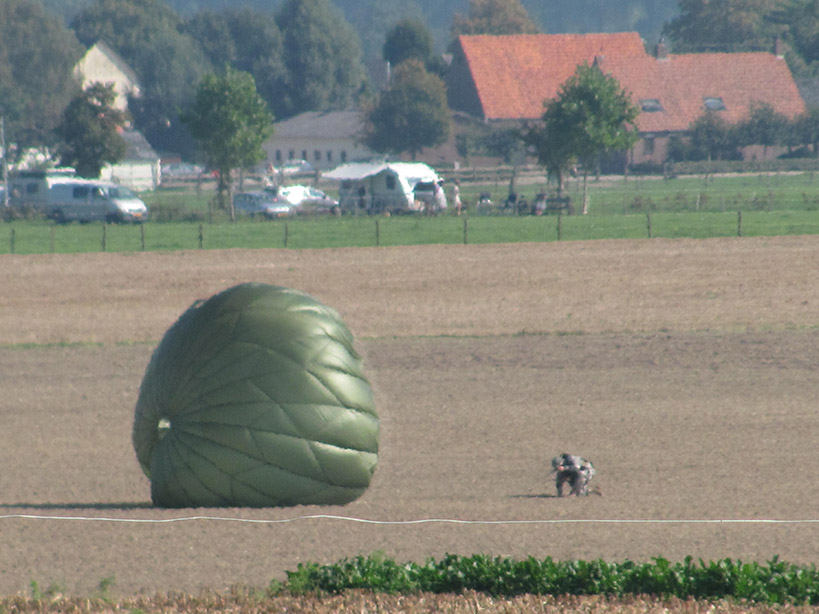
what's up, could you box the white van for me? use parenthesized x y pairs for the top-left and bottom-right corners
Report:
(9, 171), (149, 223)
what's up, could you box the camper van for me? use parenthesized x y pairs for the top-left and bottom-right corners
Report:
(8, 170), (149, 223)
(323, 162), (441, 215)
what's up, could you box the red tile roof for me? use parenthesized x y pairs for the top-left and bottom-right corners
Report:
(456, 33), (647, 120)
(452, 34), (806, 132)
(608, 52), (806, 132)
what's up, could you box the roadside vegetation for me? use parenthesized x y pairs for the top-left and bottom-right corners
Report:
(7, 554), (819, 612)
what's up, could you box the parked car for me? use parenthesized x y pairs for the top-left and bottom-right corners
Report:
(279, 185), (340, 215)
(161, 162), (204, 178)
(233, 188), (296, 219)
(280, 160), (314, 176)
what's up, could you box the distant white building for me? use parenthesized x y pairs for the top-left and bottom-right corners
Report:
(73, 42), (160, 190)
(262, 111), (376, 171)
(73, 40), (141, 111)
(101, 129), (161, 192)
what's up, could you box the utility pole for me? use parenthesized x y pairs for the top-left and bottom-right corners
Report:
(1, 117), (8, 208)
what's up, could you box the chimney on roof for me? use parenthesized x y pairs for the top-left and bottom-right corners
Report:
(774, 36), (785, 58)
(593, 55), (605, 69)
(655, 38), (669, 60)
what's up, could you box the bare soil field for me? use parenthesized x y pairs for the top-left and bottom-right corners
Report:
(0, 236), (818, 599)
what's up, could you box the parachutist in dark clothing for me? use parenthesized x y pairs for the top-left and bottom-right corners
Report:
(551, 453), (596, 496)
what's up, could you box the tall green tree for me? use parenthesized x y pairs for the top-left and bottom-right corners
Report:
(362, 59), (451, 160)
(790, 106), (819, 153)
(734, 101), (790, 156)
(525, 63), (639, 209)
(383, 19), (434, 67)
(275, 0), (365, 119)
(689, 111), (738, 161)
(72, 0), (210, 157)
(57, 83), (127, 179)
(339, 0), (426, 69)
(182, 68), (273, 219)
(778, 0), (819, 75)
(451, 0), (540, 36)
(0, 0), (83, 152)
(663, 0), (785, 52)
(383, 18), (448, 78)
(184, 9), (287, 120)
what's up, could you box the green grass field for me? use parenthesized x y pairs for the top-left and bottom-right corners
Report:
(2, 171), (819, 254)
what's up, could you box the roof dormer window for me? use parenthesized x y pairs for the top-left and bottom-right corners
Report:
(640, 98), (664, 112)
(703, 96), (726, 111)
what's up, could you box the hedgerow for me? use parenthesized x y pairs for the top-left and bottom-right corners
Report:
(275, 554), (819, 605)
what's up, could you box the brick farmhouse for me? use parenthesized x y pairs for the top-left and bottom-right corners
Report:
(445, 32), (807, 166)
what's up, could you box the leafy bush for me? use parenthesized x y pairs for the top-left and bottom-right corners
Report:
(0, 204), (46, 222)
(275, 554), (819, 605)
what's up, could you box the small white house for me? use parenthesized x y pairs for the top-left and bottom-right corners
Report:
(73, 40), (141, 112)
(101, 129), (161, 191)
(72, 42), (159, 191)
(323, 161), (442, 214)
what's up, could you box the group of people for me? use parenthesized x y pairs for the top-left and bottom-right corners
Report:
(425, 181), (462, 215)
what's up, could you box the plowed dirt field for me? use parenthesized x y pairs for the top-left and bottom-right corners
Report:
(0, 236), (817, 597)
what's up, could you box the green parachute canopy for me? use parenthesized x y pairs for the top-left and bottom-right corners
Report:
(132, 283), (379, 508)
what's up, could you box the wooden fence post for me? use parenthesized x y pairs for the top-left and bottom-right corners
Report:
(463, 217), (468, 244)
(140, 224), (146, 251)
(557, 212), (562, 241)
(737, 210), (743, 237)
(50, 226), (55, 253)
(646, 213), (652, 238)
(283, 222), (288, 248)
(101, 223), (107, 252)
(375, 219), (380, 246)
(10, 228), (15, 254)
(198, 223), (204, 249)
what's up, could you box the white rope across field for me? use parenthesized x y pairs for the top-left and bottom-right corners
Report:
(2, 513), (819, 525)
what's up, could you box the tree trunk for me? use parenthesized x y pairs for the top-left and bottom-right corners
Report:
(227, 173), (235, 222)
(582, 170), (589, 215)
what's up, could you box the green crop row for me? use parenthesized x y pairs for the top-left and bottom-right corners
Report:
(273, 554), (819, 605)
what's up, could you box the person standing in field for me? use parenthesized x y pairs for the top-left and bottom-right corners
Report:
(452, 180), (462, 215)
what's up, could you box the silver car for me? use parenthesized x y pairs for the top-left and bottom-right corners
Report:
(279, 185), (340, 215)
(233, 189), (296, 219)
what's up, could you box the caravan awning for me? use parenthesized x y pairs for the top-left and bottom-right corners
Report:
(323, 162), (441, 184)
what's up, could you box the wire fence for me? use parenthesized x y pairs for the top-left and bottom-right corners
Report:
(3, 208), (819, 255)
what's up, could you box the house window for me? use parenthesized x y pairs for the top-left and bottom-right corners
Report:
(301, 150), (307, 160)
(703, 96), (726, 111)
(643, 137), (655, 155)
(640, 99), (663, 112)
(326, 151), (333, 162)
(385, 175), (396, 190)
(275, 150), (282, 162)
(314, 150), (321, 162)
(341, 151), (347, 163)
(288, 150), (295, 160)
